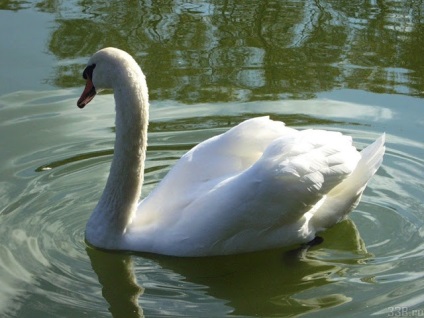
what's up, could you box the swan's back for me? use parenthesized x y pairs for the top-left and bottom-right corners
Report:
(125, 117), (385, 256)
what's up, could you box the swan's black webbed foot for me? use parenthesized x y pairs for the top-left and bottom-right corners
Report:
(283, 236), (324, 261)
(304, 236), (324, 248)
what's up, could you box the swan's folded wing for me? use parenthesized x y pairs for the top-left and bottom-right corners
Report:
(132, 126), (366, 256)
(173, 129), (361, 234)
(240, 129), (362, 225)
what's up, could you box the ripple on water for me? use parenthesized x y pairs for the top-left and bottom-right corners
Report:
(1, 90), (424, 317)
(0, 162), (110, 316)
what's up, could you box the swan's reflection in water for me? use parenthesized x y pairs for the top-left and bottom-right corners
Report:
(87, 219), (371, 317)
(86, 249), (144, 317)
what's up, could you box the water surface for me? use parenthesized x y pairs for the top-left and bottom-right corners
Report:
(1, 1), (424, 317)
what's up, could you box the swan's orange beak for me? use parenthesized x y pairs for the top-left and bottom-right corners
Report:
(77, 78), (96, 109)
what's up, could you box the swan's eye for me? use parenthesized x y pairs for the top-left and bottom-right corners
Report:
(82, 64), (96, 80)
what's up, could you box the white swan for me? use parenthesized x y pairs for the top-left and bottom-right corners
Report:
(77, 47), (385, 257)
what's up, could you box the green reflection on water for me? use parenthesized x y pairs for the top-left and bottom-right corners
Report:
(2, 0), (423, 101)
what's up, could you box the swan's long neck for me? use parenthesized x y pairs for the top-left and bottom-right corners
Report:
(87, 68), (149, 246)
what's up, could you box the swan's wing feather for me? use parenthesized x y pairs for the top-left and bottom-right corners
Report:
(311, 133), (385, 230)
(246, 129), (361, 223)
(136, 117), (294, 217)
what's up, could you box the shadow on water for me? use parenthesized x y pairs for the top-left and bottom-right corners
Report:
(87, 219), (370, 317)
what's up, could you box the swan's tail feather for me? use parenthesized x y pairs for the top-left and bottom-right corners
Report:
(351, 133), (385, 193)
(358, 133), (386, 181)
(311, 133), (385, 231)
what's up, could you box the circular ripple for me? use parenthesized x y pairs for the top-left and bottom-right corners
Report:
(1, 94), (424, 317)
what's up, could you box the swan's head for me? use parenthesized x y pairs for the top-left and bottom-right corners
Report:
(77, 47), (140, 108)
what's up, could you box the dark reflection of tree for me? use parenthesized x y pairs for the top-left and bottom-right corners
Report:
(0, 0), (29, 10)
(400, 7), (424, 95)
(19, 0), (424, 101)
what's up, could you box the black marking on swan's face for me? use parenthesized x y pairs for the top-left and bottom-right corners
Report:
(77, 64), (97, 109)
(82, 63), (96, 80)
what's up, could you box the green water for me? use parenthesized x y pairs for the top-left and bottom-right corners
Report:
(1, 1), (424, 317)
